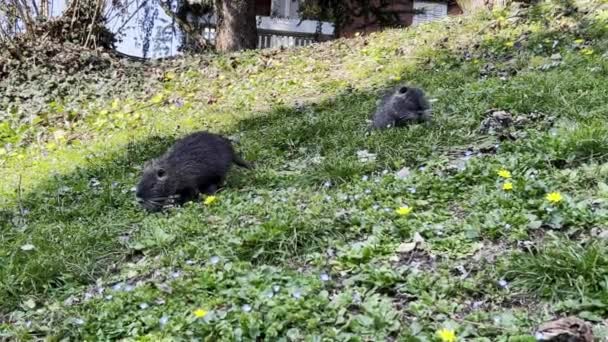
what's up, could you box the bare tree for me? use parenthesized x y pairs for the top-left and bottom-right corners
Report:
(0, 0), (114, 48)
(39, 0), (49, 18)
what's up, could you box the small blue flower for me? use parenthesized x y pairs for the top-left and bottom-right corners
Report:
(210, 256), (220, 265)
(159, 315), (169, 327)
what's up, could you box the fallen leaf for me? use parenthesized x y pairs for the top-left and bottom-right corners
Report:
(395, 167), (411, 180)
(20, 244), (35, 251)
(397, 241), (417, 253)
(535, 316), (593, 342)
(397, 232), (425, 253)
(412, 232), (425, 244)
(23, 299), (36, 309)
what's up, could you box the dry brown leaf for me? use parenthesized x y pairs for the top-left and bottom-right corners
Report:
(535, 316), (593, 342)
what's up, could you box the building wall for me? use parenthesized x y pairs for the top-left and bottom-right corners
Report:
(340, 0), (415, 38)
(255, 0), (461, 42)
(339, 0), (461, 38)
(270, 0), (300, 18)
(256, 0), (272, 16)
(412, 1), (448, 26)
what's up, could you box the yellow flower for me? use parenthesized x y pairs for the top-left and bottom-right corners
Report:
(497, 169), (512, 179)
(574, 38), (585, 44)
(151, 93), (164, 104)
(203, 196), (217, 206)
(504, 41), (514, 48)
(581, 48), (594, 55)
(164, 72), (176, 81)
(395, 206), (413, 216)
(437, 328), (457, 342)
(546, 192), (563, 204)
(193, 308), (207, 318)
(503, 182), (513, 191)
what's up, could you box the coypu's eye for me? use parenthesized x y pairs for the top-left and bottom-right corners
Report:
(156, 168), (166, 179)
(398, 86), (408, 94)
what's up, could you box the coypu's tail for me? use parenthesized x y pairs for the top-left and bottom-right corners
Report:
(233, 154), (253, 169)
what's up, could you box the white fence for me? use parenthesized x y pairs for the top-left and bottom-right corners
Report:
(258, 31), (319, 48)
(201, 27), (326, 49)
(412, 1), (449, 26)
(200, 16), (334, 50)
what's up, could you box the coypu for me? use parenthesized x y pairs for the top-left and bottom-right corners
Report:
(135, 131), (251, 212)
(370, 85), (432, 130)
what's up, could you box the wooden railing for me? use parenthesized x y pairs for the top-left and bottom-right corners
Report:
(257, 29), (333, 49)
(199, 26), (332, 49)
(199, 16), (335, 50)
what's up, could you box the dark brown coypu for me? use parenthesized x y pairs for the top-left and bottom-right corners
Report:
(135, 131), (251, 212)
(370, 85), (432, 130)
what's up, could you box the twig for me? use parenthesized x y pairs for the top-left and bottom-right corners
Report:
(12, 0), (34, 33)
(0, 21), (24, 61)
(158, 0), (209, 50)
(69, 0), (81, 31)
(17, 174), (24, 216)
(84, 0), (102, 47)
(29, 0), (39, 17)
(112, 0), (147, 36)
(105, 0), (138, 23)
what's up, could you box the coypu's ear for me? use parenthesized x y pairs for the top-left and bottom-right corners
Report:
(398, 86), (408, 94)
(156, 167), (167, 179)
(143, 158), (157, 170)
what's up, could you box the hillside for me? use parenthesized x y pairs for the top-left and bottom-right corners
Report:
(2, 1), (608, 339)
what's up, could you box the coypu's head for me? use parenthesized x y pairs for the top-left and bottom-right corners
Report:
(392, 86), (432, 124)
(135, 159), (178, 212)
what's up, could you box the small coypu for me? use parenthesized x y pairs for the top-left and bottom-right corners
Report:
(370, 85), (432, 130)
(135, 131), (251, 212)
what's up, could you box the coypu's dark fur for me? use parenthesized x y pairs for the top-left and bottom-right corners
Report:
(135, 131), (251, 212)
(371, 85), (432, 129)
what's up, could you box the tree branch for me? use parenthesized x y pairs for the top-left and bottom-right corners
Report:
(112, 0), (147, 36)
(158, 0), (209, 50)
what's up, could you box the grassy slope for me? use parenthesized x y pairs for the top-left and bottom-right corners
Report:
(2, 1), (608, 340)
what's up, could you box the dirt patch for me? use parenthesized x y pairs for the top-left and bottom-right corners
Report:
(479, 109), (556, 140)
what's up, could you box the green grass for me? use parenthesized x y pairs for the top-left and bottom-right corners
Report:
(1, 0), (608, 340)
(505, 238), (608, 299)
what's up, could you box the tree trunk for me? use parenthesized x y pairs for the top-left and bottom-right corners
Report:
(214, 0), (257, 52)
(40, 0), (49, 18)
